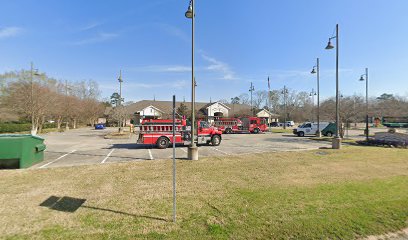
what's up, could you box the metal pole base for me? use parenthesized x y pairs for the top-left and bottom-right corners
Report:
(316, 130), (322, 138)
(187, 146), (199, 160)
(332, 137), (342, 149)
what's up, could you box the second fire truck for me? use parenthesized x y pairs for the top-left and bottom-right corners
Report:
(137, 119), (223, 149)
(213, 117), (268, 134)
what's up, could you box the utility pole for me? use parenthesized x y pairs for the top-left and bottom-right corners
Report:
(118, 70), (124, 133)
(249, 82), (255, 115)
(282, 86), (288, 129)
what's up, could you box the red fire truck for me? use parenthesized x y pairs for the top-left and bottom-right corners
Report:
(213, 117), (268, 134)
(137, 119), (223, 149)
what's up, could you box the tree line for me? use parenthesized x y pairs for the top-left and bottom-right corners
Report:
(0, 69), (106, 134)
(221, 89), (408, 124)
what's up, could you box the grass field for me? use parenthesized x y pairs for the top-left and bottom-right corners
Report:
(1, 146), (407, 239)
(270, 128), (294, 134)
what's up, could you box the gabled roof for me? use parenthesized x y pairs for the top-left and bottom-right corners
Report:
(257, 108), (279, 117)
(201, 101), (231, 110)
(125, 100), (251, 115)
(138, 105), (165, 113)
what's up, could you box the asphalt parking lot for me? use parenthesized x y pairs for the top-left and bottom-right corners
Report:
(33, 127), (335, 169)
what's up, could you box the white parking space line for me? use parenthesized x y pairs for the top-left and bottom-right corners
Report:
(39, 150), (77, 168)
(148, 149), (154, 160)
(180, 148), (187, 153)
(214, 148), (230, 155)
(101, 149), (115, 164)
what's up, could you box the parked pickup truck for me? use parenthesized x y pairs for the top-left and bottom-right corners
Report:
(293, 122), (336, 137)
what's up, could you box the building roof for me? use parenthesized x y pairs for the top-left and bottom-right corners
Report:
(257, 108), (280, 117)
(125, 100), (251, 115)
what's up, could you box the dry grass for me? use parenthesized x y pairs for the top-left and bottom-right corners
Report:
(0, 146), (407, 239)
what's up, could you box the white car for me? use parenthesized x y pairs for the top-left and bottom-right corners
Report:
(279, 121), (295, 127)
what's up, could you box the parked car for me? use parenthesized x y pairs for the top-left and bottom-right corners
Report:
(95, 123), (105, 130)
(278, 121), (295, 127)
(269, 122), (279, 127)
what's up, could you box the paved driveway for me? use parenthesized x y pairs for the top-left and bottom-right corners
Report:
(33, 128), (331, 169)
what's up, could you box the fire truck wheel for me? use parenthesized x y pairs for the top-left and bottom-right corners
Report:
(211, 135), (221, 146)
(156, 137), (170, 149)
(253, 128), (260, 134)
(225, 128), (232, 134)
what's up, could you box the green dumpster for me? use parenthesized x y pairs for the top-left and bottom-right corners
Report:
(0, 134), (46, 169)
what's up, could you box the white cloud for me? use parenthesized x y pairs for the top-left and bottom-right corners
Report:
(0, 27), (23, 39)
(70, 32), (119, 45)
(80, 22), (103, 31)
(159, 23), (189, 42)
(201, 54), (237, 80)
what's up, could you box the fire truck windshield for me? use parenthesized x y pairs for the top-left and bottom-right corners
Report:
(200, 121), (210, 128)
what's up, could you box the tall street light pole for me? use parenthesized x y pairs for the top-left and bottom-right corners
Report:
(311, 58), (321, 137)
(185, 0), (198, 160)
(359, 68), (369, 142)
(30, 62), (40, 135)
(325, 24), (341, 149)
(118, 70), (124, 133)
(249, 82), (255, 116)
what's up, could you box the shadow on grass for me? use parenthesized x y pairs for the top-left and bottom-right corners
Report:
(40, 196), (168, 222)
(81, 206), (169, 222)
(40, 196), (86, 213)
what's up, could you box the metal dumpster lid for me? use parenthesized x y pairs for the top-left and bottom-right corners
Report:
(0, 134), (44, 140)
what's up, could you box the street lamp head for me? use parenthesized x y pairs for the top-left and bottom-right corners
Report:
(325, 39), (334, 50)
(359, 75), (365, 81)
(185, 1), (193, 18)
(311, 67), (316, 74)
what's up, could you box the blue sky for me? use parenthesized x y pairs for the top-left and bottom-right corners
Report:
(1, 0), (407, 102)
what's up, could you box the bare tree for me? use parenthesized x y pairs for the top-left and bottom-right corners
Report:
(253, 90), (268, 110)
(238, 93), (250, 105)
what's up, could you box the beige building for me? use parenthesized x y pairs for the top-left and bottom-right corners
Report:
(104, 100), (279, 125)
(256, 108), (280, 124)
